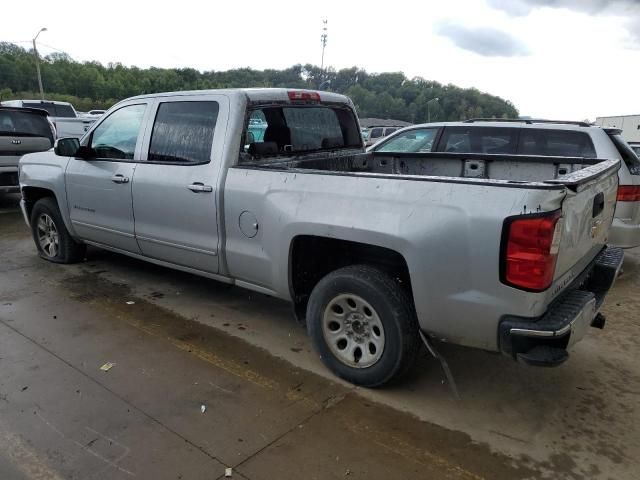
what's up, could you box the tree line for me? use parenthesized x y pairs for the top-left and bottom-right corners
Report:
(0, 42), (519, 121)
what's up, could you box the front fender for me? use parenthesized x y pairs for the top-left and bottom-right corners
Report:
(19, 153), (76, 237)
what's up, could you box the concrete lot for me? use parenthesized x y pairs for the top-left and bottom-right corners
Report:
(0, 192), (638, 479)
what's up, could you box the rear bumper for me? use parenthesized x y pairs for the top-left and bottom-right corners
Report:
(498, 246), (623, 367)
(608, 217), (640, 249)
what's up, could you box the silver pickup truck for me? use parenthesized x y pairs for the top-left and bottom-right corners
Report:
(18, 88), (624, 387)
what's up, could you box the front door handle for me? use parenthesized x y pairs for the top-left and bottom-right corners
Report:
(111, 174), (129, 184)
(188, 182), (213, 193)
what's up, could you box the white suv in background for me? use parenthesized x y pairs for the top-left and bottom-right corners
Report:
(370, 119), (640, 248)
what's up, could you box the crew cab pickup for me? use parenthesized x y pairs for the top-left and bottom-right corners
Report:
(1, 100), (95, 139)
(18, 89), (623, 387)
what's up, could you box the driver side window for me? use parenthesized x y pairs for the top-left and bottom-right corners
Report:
(90, 104), (146, 160)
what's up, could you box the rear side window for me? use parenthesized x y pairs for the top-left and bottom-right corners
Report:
(148, 101), (219, 164)
(437, 127), (517, 154)
(23, 102), (75, 118)
(519, 129), (596, 158)
(0, 110), (53, 144)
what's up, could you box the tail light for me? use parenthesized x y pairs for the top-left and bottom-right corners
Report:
(288, 91), (321, 102)
(501, 210), (563, 292)
(617, 185), (640, 202)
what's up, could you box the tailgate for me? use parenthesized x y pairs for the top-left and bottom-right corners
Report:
(58, 118), (95, 137)
(547, 159), (620, 279)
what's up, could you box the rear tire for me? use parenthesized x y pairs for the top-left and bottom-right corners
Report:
(307, 265), (420, 387)
(30, 197), (86, 263)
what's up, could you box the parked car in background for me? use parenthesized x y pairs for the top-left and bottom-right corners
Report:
(362, 125), (405, 147)
(18, 89), (623, 386)
(370, 119), (640, 248)
(1, 100), (96, 139)
(360, 118), (412, 147)
(0, 106), (55, 193)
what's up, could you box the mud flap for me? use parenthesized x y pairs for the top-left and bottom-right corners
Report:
(419, 330), (460, 400)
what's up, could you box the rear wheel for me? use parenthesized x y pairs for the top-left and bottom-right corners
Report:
(30, 197), (86, 263)
(307, 265), (420, 387)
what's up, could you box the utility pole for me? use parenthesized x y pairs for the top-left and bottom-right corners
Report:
(320, 19), (328, 73)
(32, 28), (47, 100)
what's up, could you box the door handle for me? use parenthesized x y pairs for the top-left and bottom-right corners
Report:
(111, 174), (130, 184)
(188, 182), (213, 193)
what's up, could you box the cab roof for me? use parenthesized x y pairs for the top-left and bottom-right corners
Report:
(125, 88), (351, 105)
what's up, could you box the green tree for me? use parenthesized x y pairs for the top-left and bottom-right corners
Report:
(0, 41), (519, 121)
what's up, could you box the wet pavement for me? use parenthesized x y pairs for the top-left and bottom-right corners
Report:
(1, 193), (638, 479)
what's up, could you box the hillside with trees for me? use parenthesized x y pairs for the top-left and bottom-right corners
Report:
(0, 42), (518, 121)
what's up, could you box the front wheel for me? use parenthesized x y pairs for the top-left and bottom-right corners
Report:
(30, 197), (86, 263)
(307, 265), (420, 387)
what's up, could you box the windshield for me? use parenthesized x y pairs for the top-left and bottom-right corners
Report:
(242, 105), (361, 159)
(376, 128), (438, 153)
(0, 109), (53, 142)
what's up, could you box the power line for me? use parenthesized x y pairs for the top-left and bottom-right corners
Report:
(0, 39), (76, 61)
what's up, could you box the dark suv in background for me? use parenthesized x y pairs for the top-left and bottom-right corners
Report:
(0, 106), (55, 194)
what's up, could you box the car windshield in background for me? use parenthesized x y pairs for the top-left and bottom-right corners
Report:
(435, 126), (596, 157)
(243, 105), (361, 158)
(23, 102), (76, 118)
(0, 110), (52, 141)
(377, 128), (437, 153)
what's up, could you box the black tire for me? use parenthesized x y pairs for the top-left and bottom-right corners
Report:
(30, 197), (86, 263)
(307, 265), (420, 387)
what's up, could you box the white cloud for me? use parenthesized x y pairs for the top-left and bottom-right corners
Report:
(434, 21), (530, 57)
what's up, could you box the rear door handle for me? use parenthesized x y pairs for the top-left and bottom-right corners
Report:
(111, 174), (129, 184)
(188, 182), (213, 193)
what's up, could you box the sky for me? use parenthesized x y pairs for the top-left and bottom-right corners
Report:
(2, 0), (639, 120)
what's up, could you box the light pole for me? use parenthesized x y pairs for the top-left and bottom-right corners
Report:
(427, 97), (439, 123)
(32, 27), (47, 100)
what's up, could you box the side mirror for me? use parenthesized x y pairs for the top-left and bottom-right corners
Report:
(54, 137), (80, 157)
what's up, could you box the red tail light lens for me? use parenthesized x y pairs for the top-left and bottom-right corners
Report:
(502, 211), (563, 292)
(617, 185), (640, 202)
(287, 91), (321, 101)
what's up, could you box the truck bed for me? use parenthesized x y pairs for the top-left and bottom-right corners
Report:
(240, 151), (618, 189)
